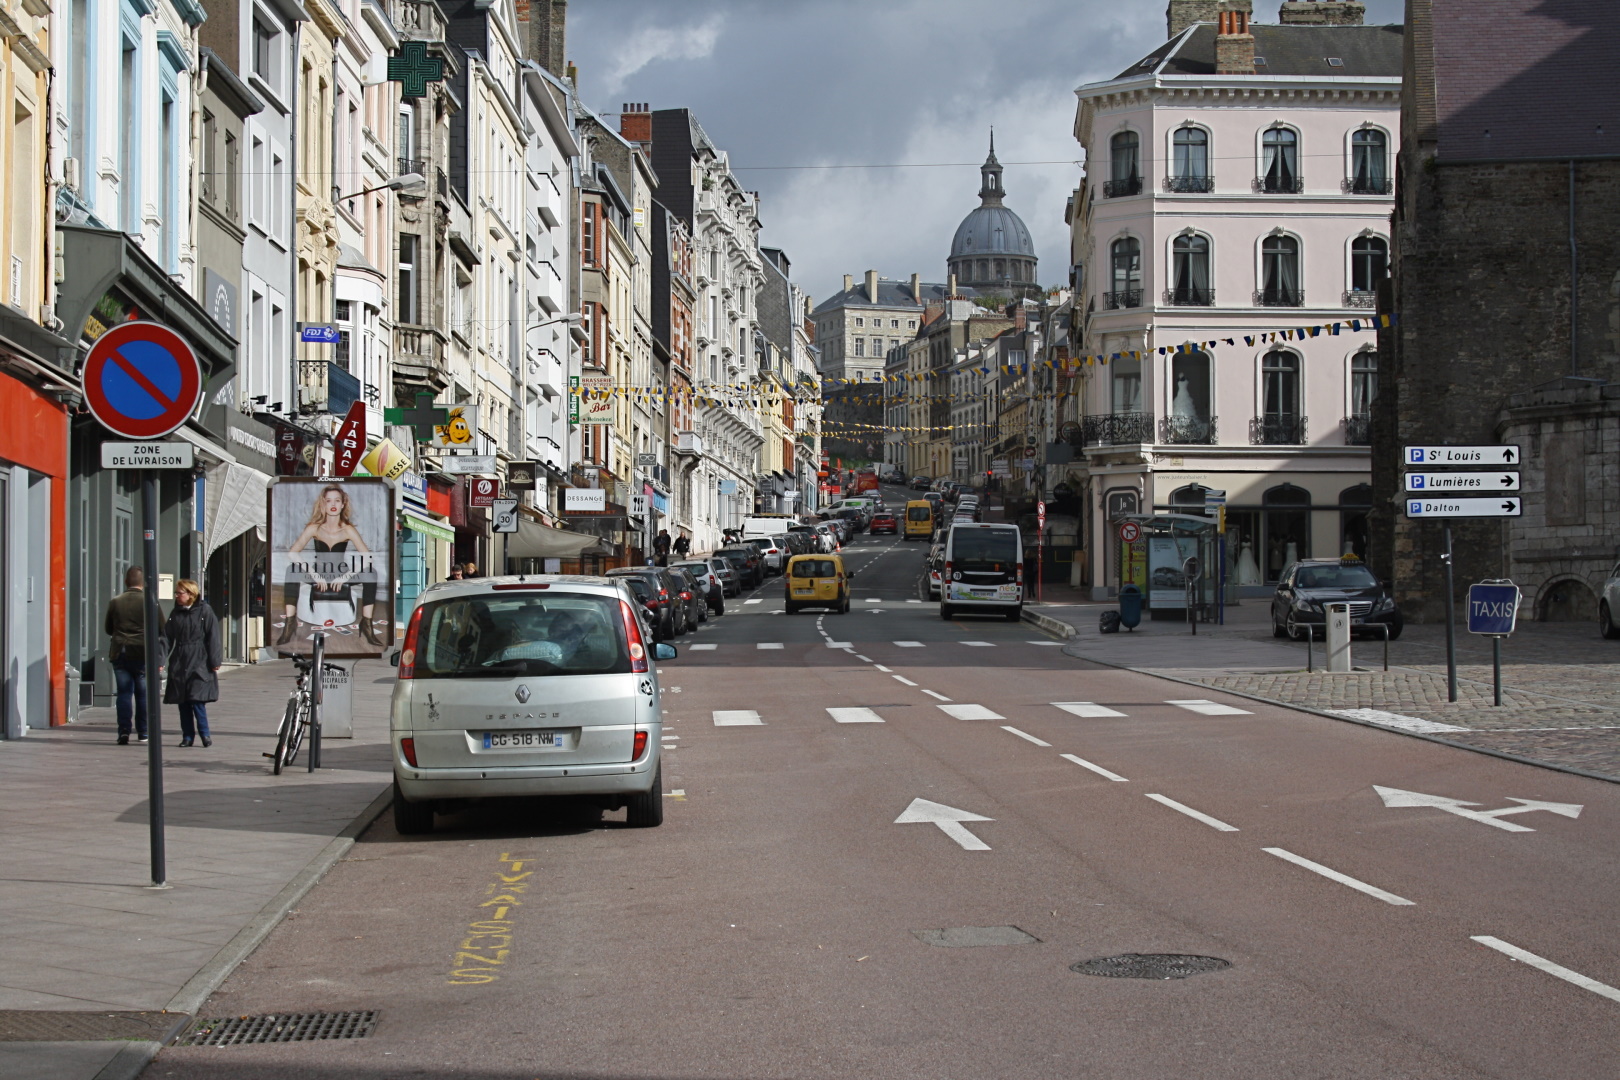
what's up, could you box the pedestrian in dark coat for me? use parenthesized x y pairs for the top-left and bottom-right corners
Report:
(104, 566), (150, 744)
(164, 579), (222, 747)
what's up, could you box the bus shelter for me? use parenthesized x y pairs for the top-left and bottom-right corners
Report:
(1115, 513), (1220, 622)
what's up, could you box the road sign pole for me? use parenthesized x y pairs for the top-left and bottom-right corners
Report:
(1444, 525), (1458, 703)
(1493, 637), (1502, 707)
(141, 473), (167, 888)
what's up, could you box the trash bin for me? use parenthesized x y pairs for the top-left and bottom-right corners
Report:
(1118, 585), (1143, 631)
(64, 663), (82, 724)
(1325, 602), (1353, 672)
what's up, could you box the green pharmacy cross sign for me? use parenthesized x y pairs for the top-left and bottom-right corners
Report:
(387, 41), (444, 99)
(384, 393), (449, 443)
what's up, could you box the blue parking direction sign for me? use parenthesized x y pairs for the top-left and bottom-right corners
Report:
(1404, 445), (1519, 465)
(81, 321), (203, 439)
(1405, 496), (1521, 518)
(1404, 472), (1519, 492)
(1467, 582), (1521, 636)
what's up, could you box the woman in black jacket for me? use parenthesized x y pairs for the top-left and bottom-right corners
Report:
(165, 579), (222, 747)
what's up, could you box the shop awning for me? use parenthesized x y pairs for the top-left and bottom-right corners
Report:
(401, 510), (455, 544)
(504, 517), (604, 560)
(204, 462), (271, 560)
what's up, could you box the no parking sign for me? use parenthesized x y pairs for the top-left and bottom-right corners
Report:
(81, 322), (203, 439)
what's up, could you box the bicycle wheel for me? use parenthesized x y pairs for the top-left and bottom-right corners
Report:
(280, 692), (310, 771)
(272, 695), (299, 775)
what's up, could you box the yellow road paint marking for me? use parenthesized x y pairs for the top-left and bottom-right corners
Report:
(448, 854), (532, 985)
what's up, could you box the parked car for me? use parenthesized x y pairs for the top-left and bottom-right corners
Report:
(835, 507), (867, 535)
(707, 556), (742, 597)
(675, 560), (726, 615)
(911, 474), (932, 490)
(1602, 560), (1620, 639)
(813, 522), (841, 551)
(665, 566), (707, 628)
(389, 576), (676, 834)
(618, 575), (669, 641)
(714, 546), (765, 589)
(788, 525), (824, 554)
(869, 510), (898, 535)
(746, 535), (787, 575)
(926, 541), (944, 598)
(1270, 557), (1403, 641)
(607, 567), (687, 638)
(784, 554), (853, 614)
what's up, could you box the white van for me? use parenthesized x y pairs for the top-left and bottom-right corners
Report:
(742, 515), (795, 539)
(939, 523), (1024, 621)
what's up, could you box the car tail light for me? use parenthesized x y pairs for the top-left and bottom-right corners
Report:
(400, 737), (418, 767)
(1016, 561), (1024, 584)
(620, 599), (649, 673)
(944, 560), (953, 579)
(632, 730), (648, 760)
(396, 604), (426, 680)
(680, 590), (692, 601)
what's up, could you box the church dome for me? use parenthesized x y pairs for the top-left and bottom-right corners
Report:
(951, 205), (1035, 258)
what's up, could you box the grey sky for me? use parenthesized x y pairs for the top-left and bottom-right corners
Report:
(569, 0), (1407, 307)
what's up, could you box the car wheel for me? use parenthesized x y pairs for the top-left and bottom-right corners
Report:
(1602, 602), (1620, 640)
(785, 603), (797, 614)
(392, 778), (434, 835)
(1285, 613), (1307, 641)
(1005, 606), (1022, 622)
(624, 760), (663, 828)
(1385, 616), (1404, 641)
(1273, 616), (1288, 638)
(940, 603), (953, 621)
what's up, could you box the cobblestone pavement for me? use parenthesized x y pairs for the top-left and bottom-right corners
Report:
(1045, 600), (1620, 782)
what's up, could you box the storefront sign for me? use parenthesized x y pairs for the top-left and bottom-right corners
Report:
(469, 478), (499, 508)
(267, 477), (396, 659)
(441, 455), (495, 475)
(359, 438), (410, 481)
(398, 471), (428, 506)
(330, 400), (366, 478)
(507, 460), (538, 491)
(431, 405), (478, 448)
(579, 376), (613, 425)
(564, 488), (607, 512)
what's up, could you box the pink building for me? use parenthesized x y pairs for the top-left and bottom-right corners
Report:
(1067, 2), (1401, 597)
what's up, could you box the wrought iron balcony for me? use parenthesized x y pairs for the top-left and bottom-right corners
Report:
(1083, 412), (1155, 446)
(1253, 173), (1304, 194)
(1342, 413), (1371, 446)
(1102, 289), (1143, 310)
(1253, 287), (1304, 307)
(1342, 175), (1393, 195)
(1163, 286), (1215, 306)
(1163, 174), (1215, 193)
(1102, 176), (1143, 198)
(1341, 290), (1377, 308)
(397, 157), (426, 180)
(1250, 415), (1308, 445)
(1160, 415), (1218, 444)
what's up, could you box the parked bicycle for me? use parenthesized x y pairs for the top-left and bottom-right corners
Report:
(266, 633), (339, 774)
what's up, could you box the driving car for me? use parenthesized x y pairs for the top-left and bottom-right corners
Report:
(940, 522), (1024, 621)
(1270, 556), (1403, 641)
(390, 576), (676, 834)
(904, 499), (934, 541)
(606, 567), (688, 637)
(835, 507), (867, 535)
(714, 545), (765, 589)
(673, 560), (726, 615)
(813, 522), (841, 551)
(869, 510), (898, 535)
(926, 541), (944, 598)
(666, 566), (707, 627)
(784, 553), (853, 614)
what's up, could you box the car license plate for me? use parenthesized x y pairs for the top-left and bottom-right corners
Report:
(482, 730), (562, 750)
(794, 587), (815, 594)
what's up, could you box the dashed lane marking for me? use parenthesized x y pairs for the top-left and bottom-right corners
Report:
(1061, 753), (1128, 782)
(1264, 847), (1414, 905)
(855, 654), (873, 662)
(713, 711), (764, 726)
(689, 643), (717, 651)
(828, 707), (885, 724)
(893, 641), (925, 647)
(893, 675), (919, 686)
(1167, 699), (1253, 716)
(1145, 793), (1239, 832)
(906, 599), (922, 603)
(1052, 702), (1128, 718)
(874, 664), (893, 672)
(921, 689), (952, 702)
(938, 704), (1004, 721)
(756, 642), (784, 650)
(1026, 640), (1065, 646)
(1470, 936), (1620, 1004)
(959, 641), (995, 647)
(1001, 726), (1051, 747)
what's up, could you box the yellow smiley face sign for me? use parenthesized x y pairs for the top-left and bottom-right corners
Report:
(431, 405), (479, 448)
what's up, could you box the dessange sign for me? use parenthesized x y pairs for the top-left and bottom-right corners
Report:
(564, 488), (607, 512)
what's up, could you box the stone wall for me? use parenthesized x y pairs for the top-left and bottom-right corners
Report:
(1277, 1), (1365, 25)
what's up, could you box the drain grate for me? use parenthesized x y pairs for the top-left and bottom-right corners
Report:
(1070, 953), (1231, 980)
(178, 1011), (377, 1046)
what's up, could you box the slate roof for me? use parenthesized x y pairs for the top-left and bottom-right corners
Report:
(811, 280), (976, 315)
(1115, 22), (1404, 80)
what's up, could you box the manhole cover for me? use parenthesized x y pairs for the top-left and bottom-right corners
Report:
(913, 926), (1039, 948)
(1070, 954), (1231, 980)
(0, 1010), (190, 1043)
(177, 1011), (377, 1046)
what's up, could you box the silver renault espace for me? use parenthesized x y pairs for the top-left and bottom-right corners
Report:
(389, 576), (675, 834)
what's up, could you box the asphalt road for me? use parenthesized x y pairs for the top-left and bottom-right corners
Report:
(147, 486), (1620, 1079)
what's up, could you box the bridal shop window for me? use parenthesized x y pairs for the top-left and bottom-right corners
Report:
(1112, 353), (1142, 414)
(1165, 351), (1212, 443)
(1339, 484), (1372, 560)
(1169, 484), (1210, 516)
(1262, 483), (1311, 582)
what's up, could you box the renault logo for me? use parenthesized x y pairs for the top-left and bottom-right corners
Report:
(514, 685), (531, 703)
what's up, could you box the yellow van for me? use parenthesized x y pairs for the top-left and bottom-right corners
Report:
(903, 500), (934, 540)
(784, 554), (851, 614)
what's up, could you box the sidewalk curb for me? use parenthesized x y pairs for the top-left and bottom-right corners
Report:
(90, 1041), (162, 1080)
(1058, 640), (1620, 787)
(1021, 609), (1077, 640)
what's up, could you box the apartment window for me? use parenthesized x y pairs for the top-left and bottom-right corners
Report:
(69, 0), (89, 167)
(1167, 351), (1213, 442)
(11, 103), (33, 308)
(119, 38), (137, 231)
(854, 338), (865, 357)
(224, 132), (239, 219)
(855, 317), (864, 327)
(1261, 128), (1300, 193)
(1261, 350), (1301, 426)
(709, 295), (718, 337)
(1348, 129), (1389, 194)
(1259, 235), (1302, 306)
(1350, 236), (1388, 294)
(889, 319), (898, 329)
(1111, 353), (1141, 414)
(200, 110), (216, 204)
(397, 102), (415, 161)
(1169, 234), (1212, 305)
(908, 320), (917, 330)
(397, 234), (418, 323)
(1350, 349), (1378, 415)
(161, 93), (178, 269)
(581, 205), (597, 266)
(1106, 131), (1140, 197)
(252, 19), (277, 91)
(1170, 127), (1212, 192)
(270, 144), (287, 243)
(1107, 237), (1141, 307)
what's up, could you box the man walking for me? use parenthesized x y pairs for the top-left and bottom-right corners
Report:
(672, 531), (691, 560)
(654, 529), (672, 567)
(104, 567), (149, 745)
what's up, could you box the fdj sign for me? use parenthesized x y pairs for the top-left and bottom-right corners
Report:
(1467, 582), (1521, 636)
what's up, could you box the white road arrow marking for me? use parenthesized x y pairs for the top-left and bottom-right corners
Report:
(1373, 785), (1583, 832)
(895, 797), (994, 850)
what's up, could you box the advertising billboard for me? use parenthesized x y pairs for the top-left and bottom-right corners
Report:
(267, 477), (396, 657)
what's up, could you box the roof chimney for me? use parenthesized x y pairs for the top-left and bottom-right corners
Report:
(1166, 0), (1222, 39)
(843, 274), (853, 294)
(619, 103), (651, 145)
(1277, 0), (1365, 25)
(865, 270), (879, 305)
(910, 273), (922, 303)
(1215, 2), (1255, 75)
(948, 272), (958, 298)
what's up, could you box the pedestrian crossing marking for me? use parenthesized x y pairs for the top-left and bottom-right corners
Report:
(689, 643), (717, 651)
(756, 642), (784, 650)
(825, 641), (853, 648)
(713, 710), (763, 726)
(893, 641), (924, 647)
(1052, 702), (1128, 718)
(906, 599), (922, 603)
(1167, 699), (1252, 716)
(828, 707), (884, 724)
(938, 704), (1004, 721)
(1026, 641), (1064, 646)
(743, 598), (763, 604)
(959, 641), (994, 647)
(865, 598), (882, 603)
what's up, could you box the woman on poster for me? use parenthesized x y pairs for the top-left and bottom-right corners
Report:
(275, 485), (383, 646)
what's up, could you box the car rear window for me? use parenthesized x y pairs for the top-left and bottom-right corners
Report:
(950, 530), (1020, 572)
(717, 548), (754, 561)
(907, 505), (932, 521)
(415, 593), (629, 678)
(792, 559), (838, 578)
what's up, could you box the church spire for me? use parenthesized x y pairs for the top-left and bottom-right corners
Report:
(978, 129), (1004, 206)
